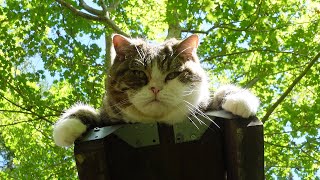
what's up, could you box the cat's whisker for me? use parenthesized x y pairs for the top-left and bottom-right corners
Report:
(175, 104), (199, 129)
(111, 107), (127, 116)
(182, 89), (201, 96)
(185, 104), (205, 126)
(116, 100), (129, 106)
(135, 57), (145, 66)
(134, 45), (146, 66)
(182, 93), (193, 96)
(159, 94), (175, 103)
(183, 100), (220, 129)
(184, 100), (206, 117)
(108, 85), (137, 93)
(105, 84), (125, 94)
(134, 45), (143, 58)
(111, 103), (137, 117)
(185, 103), (218, 132)
(187, 116), (199, 130)
(109, 99), (131, 108)
(183, 89), (199, 93)
(172, 46), (193, 62)
(192, 114), (214, 131)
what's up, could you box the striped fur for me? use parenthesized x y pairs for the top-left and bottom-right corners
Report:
(53, 34), (259, 147)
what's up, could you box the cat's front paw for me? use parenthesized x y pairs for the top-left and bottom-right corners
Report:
(222, 90), (259, 118)
(53, 118), (87, 147)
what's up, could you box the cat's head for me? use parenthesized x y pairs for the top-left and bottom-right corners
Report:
(106, 34), (210, 124)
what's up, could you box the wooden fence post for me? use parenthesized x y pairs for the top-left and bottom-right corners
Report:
(73, 111), (264, 180)
(224, 116), (264, 180)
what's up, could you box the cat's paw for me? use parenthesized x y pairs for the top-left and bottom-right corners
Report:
(53, 117), (87, 147)
(222, 90), (259, 118)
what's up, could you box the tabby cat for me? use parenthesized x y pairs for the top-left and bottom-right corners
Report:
(53, 34), (260, 147)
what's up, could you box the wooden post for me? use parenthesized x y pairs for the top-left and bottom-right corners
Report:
(224, 116), (264, 180)
(73, 111), (264, 180)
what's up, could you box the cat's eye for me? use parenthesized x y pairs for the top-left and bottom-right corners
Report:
(165, 71), (181, 81)
(131, 70), (146, 79)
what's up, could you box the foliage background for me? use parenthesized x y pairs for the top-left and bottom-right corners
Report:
(0, 0), (320, 179)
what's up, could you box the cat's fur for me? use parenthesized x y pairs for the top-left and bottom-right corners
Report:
(53, 34), (260, 147)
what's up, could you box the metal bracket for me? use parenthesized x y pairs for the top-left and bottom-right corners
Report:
(79, 125), (123, 142)
(78, 110), (234, 147)
(114, 123), (159, 147)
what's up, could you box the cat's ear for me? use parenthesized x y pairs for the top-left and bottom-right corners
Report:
(112, 34), (131, 55)
(111, 34), (132, 65)
(176, 34), (199, 55)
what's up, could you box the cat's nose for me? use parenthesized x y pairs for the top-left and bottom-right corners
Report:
(150, 87), (160, 94)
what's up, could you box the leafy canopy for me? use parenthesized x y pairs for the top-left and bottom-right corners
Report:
(0, 0), (320, 179)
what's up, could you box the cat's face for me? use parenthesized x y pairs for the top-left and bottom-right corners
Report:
(106, 35), (210, 124)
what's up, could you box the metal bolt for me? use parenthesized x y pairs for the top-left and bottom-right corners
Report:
(176, 133), (184, 142)
(191, 134), (196, 140)
(136, 140), (142, 146)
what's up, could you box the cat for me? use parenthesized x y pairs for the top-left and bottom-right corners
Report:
(53, 34), (260, 147)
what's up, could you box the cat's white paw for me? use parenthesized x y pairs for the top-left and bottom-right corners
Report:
(53, 118), (87, 147)
(222, 90), (259, 118)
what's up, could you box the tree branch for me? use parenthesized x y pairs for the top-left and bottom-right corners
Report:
(205, 48), (309, 61)
(0, 109), (33, 114)
(181, 29), (208, 34)
(184, 7), (316, 36)
(0, 93), (31, 113)
(99, 0), (108, 14)
(55, 0), (128, 36)
(244, 76), (260, 88)
(42, 104), (63, 114)
(0, 119), (40, 127)
(101, 16), (128, 36)
(242, 0), (262, 31)
(55, 0), (102, 21)
(79, 0), (103, 16)
(300, 148), (320, 162)
(261, 51), (320, 122)
(105, 0), (120, 12)
(265, 141), (320, 163)
(0, 93), (53, 124)
(104, 25), (112, 70)
(243, 62), (310, 88)
(265, 165), (303, 169)
(264, 123), (320, 136)
(166, 0), (181, 39)
(264, 141), (296, 149)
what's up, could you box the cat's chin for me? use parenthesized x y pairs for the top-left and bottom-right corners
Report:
(146, 99), (162, 105)
(137, 100), (169, 117)
(121, 101), (177, 123)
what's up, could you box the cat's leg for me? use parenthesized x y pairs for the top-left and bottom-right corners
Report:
(53, 104), (100, 147)
(211, 85), (260, 118)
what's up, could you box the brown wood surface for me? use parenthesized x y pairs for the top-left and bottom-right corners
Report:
(224, 116), (264, 180)
(74, 116), (264, 180)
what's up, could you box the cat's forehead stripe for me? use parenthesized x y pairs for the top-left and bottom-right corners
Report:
(115, 39), (196, 74)
(151, 62), (163, 79)
(145, 46), (182, 73)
